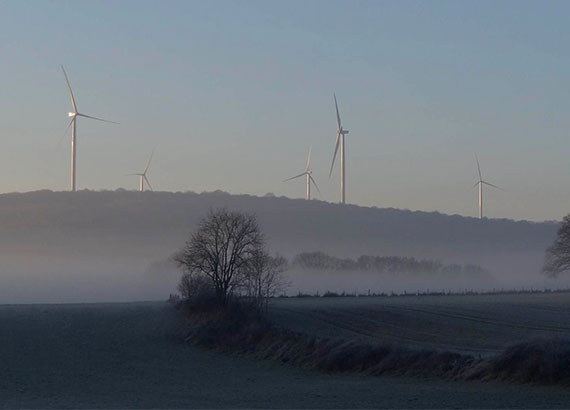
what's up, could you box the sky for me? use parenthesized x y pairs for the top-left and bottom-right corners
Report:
(0, 0), (569, 221)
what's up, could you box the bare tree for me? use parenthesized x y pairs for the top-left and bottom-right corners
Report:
(175, 209), (264, 305)
(177, 272), (214, 299)
(243, 250), (288, 311)
(543, 215), (570, 277)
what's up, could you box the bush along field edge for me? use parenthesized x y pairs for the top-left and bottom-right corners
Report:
(171, 294), (570, 386)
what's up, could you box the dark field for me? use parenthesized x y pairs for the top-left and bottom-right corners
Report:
(2, 298), (570, 408)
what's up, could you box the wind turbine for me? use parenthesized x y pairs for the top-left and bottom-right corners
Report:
(128, 149), (155, 192)
(474, 154), (502, 219)
(284, 145), (321, 200)
(329, 93), (349, 204)
(62, 65), (118, 191)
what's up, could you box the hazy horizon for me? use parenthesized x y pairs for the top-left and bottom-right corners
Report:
(0, 189), (563, 304)
(2, 1), (570, 221)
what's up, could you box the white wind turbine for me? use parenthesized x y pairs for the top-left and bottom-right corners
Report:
(284, 145), (321, 200)
(62, 65), (118, 191)
(128, 149), (155, 192)
(329, 93), (349, 204)
(474, 154), (502, 219)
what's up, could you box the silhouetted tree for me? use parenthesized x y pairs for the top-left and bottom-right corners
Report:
(175, 209), (264, 305)
(177, 272), (214, 299)
(243, 251), (288, 311)
(542, 215), (570, 277)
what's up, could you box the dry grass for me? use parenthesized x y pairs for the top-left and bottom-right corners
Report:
(489, 339), (570, 384)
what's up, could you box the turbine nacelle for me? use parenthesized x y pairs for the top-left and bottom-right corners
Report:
(68, 112), (76, 117)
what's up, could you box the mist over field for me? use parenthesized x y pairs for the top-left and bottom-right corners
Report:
(0, 189), (566, 304)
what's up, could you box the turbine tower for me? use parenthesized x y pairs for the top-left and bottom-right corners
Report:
(474, 154), (502, 219)
(284, 145), (320, 200)
(329, 93), (349, 204)
(62, 66), (118, 191)
(128, 149), (155, 192)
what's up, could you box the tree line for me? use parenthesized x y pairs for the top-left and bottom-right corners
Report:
(292, 251), (488, 276)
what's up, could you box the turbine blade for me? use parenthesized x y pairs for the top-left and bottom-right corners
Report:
(475, 153), (482, 180)
(57, 117), (74, 149)
(76, 113), (119, 124)
(473, 181), (480, 189)
(144, 147), (155, 174)
(334, 93), (341, 130)
(61, 65), (78, 112)
(126, 173), (143, 176)
(144, 175), (153, 191)
(283, 172), (307, 182)
(329, 130), (341, 177)
(306, 145), (312, 172)
(309, 175), (321, 196)
(482, 181), (504, 191)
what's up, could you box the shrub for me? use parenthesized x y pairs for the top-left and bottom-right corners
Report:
(177, 273), (215, 300)
(491, 339), (570, 384)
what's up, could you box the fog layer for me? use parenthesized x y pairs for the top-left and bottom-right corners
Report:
(0, 190), (564, 303)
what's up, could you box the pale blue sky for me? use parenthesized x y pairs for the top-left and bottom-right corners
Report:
(1, 0), (569, 221)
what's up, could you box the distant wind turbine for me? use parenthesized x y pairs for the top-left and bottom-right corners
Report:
(128, 149), (155, 192)
(62, 65), (118, 191)
(474, 154), (502, 219)
(284, 145), (321, 200)
(329, 93), (349, 204)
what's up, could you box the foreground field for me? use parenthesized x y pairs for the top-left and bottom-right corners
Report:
(1, 300), (570, 408)
(269, 292), (570, 356)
